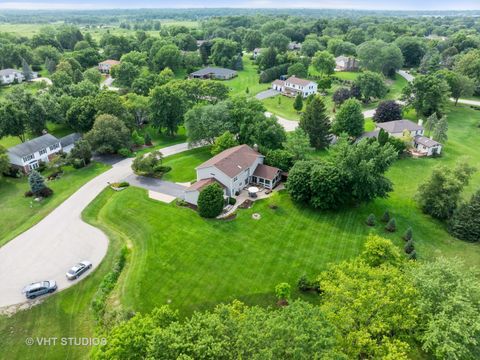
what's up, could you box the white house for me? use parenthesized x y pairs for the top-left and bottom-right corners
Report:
(7, 133), (81, 173)
(376, 120), (425, 138)
(271, 76), (317, 98)
(335, 56), (359, 71)
(98, 60), (120, 73)
(288, 42), (302, 51)
(0, 69), (25, 85)
(253, 48), (262, 59)
(184, 145), (281, 206)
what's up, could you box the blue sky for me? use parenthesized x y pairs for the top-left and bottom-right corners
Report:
(0, 0), (479, 10)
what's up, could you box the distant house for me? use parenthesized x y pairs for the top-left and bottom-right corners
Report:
(7, 134), (62, 173)
(184, 145), (281, 206)
(359, 120), (442, 156)
(59, 133), (82, 153)
(376, 120), (424, 138)
(98, 60), (120, 73)
(288, 42), (302, 51)
(0, 69), (24, 85)
(335, 56), (359, 71)
(271, 76), (318, 98)
(253, 48), (262, 59)
(189, 67), (238, 80)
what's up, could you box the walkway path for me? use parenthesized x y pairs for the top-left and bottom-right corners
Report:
(0, 142), (191, 309)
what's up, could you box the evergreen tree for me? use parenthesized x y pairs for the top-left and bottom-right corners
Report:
(385, 218), (396, 232)
(198, 184), (225, 218)
(432, 115), (448, 143)
(403, 227), (413, 241)
(28, 170), (46, 194)
(299, 95), (331, 150)
(404, 239), (415, 254)
(378, 128), (389, 146)
(45, 57), (56, 74)
(293, 93), (303, 112)
(366, 213), (376, 226)
(407, 250), (417, 260)
(424, 113), (439, 135)
(449, 190), (480, 242)
(21, 58), (33, 81)
(144, 132), (152, 146)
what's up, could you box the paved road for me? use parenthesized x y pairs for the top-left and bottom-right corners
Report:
(396, 69), (415, 83)
(453, 98), (480, 107)
(0, 142), (191, 309)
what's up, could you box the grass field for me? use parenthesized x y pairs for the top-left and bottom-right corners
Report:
(162, 146), (212, 183)
(134, 126), (187, 155)
(0, 162), (110, 246)
(262, 96), (300, 120)
(224, 56), (269, 96)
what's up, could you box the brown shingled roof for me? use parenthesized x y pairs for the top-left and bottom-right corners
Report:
(196, 144), (262, 178)
(285, 76), (313, 87)
(252, 164), (280, 180)
(99, 60), (120, 66)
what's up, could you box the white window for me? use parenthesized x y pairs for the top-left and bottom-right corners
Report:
(39, 148), (47, 156)
(23, 154), (35, 162)
(49, 143), (60, 151)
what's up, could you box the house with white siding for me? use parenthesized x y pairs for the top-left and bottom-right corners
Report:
(0, 69), (25, 84)
(184, 145), (281, 206)
(271, 76), (317, 98)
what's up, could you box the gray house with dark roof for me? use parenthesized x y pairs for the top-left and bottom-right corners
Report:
(8, 134), (62, 173)
(189, 67), (237, 80)
(0, 69), (24, 85)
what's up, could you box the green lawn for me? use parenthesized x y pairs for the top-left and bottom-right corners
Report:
(262, 95), (300, 120)
(162, 146), (212, 183)
(0, 162), (110, 246)
(134, 126), (187, 155)
(224, 56), (269, 96)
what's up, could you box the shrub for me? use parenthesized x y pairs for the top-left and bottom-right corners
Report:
(118, 148), (133, 157)
(68, 139), (92, 166)
(144, 132), (152, 146)
(198, 183), (225, 218)
(407, 250), (417, 260)
(385, 218), (396, 232)
(24, 190), (33, 197)
(403, 227), (413, 241)
(72, 158), (86, 169)
(381, 210), (390, 223)
(448, 190), (480, 242)
(228, 197), (236, 206)
(373, 100), (403, 123)
(37, 187), (53, 198)
(297, 275), (321, 293)
(366, 213), (376, 226)
(404, 239), (415, 254)
(275, 282), (291, 304)
(132, 130), (145, 147)
(118, 181), (130, 188)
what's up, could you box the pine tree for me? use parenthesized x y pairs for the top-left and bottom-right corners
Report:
(28, 170), (46, 194)
(378, 128), (389, 146)
(404, 239), (415, 254)
(403, 227), (413, 241)
(449, 190), (480, 242)
(293, 93), (303, 112)
(144, 132), (152, 146)
(385, 218), (396, 232)
(432, 115), (448, 143)
(381, 210), (390, 223)
(424, 113), (439, 135)
(299, 95), (331, 150)
(21, 58), (33, 81)
(366, 213), (376, 226)
(407, 249), (417, 260)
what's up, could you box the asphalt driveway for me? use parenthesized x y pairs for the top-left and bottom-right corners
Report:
(256, 89), (279, 100)
(124, 174), (187, 198)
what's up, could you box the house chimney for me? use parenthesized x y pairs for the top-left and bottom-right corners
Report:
(418, 119), (423, 126)
(253, 144), (259, 152)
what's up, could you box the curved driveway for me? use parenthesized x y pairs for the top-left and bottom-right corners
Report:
(0, 143), (191, 309)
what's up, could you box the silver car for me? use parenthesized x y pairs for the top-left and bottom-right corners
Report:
(23, 280), (57, 299)
(66, 260), (92, 280)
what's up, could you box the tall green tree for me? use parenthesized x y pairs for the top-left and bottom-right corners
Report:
(0, 145), (9, 177)
(432, 115), (448, 143)
(354, 71), (388, 103)
(28, 170), (47, 194)
(406, 74), (450, 118)
(293, 93), (303, 112)
(438, 70), (475, 106)
(211, 131), (238, 156)
(85, 114), (131, 154)
(312, 50), (336, 75)
(149, 86), (186, 136)
(416, 163), (476, 220)
(299, 95), (331, 150)
(283, 127), (313, 160)
(332, 98), (364, 137)
(449, 190), (480, 242)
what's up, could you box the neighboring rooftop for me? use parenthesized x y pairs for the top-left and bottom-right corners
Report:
(0, 68), (22, 76)
(285, 76), (314, 87)
(99, 59), (120, 66)
(272, 79), (285, 86)
(196, 144), (262, 178)
(415, 135), (441, 147)
(376, 120), (424, 133)
(190, 67), (237, 77)
(7, 134), (59, 158)
(252, 164), (280, 180)
(357, 130), (380, 141)
(59, 133), (82, 148)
